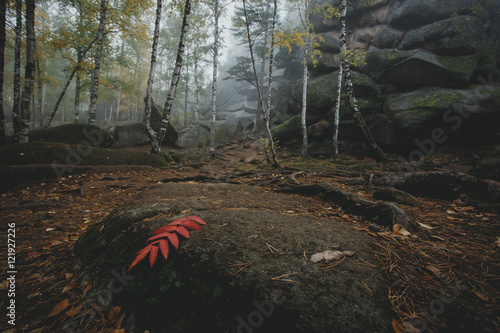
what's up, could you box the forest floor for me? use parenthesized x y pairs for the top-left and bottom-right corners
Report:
(0, 141), (499, 333)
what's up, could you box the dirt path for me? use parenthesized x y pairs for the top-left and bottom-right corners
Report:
(0, 148), (499, 332)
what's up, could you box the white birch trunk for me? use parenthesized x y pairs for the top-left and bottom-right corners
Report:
(158, 0), (192, 143)
(301, 47), (308, 157)
(338, 0), (387, 162)
(144, 0), (162, 155)
(209, 0), (219, 157)
(88, 0), (107, 125)
(333, 63), (342, 155)
(19, 0), (36, 143)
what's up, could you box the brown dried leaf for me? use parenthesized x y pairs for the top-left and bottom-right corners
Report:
(108, 306), (121, 324)
(48, 299), (69, 317)
(65, 306), (82, 318)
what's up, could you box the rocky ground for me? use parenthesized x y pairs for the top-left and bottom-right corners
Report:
(0, 140), (499, 333)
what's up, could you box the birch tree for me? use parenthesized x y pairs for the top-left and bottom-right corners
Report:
(88, 0), (107, 125)
(338, 0), (386, 162)
(0, 0), (5, 143)
(19, 0), (36, 143)
(264, 0), (279, 166)
(157, 0), (192, 143)
(209, 0), (220, 157)
(144, 0), (162, 154)
(12, 0), (22, 135)
(243, 0), (279, 166)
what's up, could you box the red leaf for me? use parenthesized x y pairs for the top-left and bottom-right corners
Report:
(128, 246), (151, 271)
(159, 239), (169, 261)
(181, 220), (203, 230)
(147, 232), (173, 242)
(168, 217), (187, 227)
(149, 246), (159, 267)
(175, 226), (190, 239)
(166, 233), (179, 249)
(154, 225), (177, 235)
(187, 215), (206, 225)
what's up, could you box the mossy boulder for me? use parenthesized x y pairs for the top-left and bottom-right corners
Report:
(398, 16), (485, 55)
(29, 123), (115, 148)
(376, 52), (477, 88)
(108, 122), (150, 148)
(384, 86), (500, 147)
(74, 182), (392, 333)
(295, 70), (381, 116)
(388, 0), (482, 29)
(0, 141), (167, 167)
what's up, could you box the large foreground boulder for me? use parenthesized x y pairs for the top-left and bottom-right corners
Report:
(74, 182), (392, 333)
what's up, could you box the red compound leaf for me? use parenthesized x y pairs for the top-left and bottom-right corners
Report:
(187, 215), (206, 225)
(129, 216), (205, 270)
(181, 220), (203, 230)
(175, 226), (190, 239)
(149, 245), (159, 267)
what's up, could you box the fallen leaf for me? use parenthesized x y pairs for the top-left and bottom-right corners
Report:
(310, 250), (355, 263)
(65, 306), (82, 318)
(48, 299), (69, 317)
(393, 224), (410, 236)
(65, 273), (73, 280)
(496, 237), (500, 248)
(46, 228), (55, 232)
(108, 306), (121, 324)
(62, 284), (75, 293)
(417, 222), (435, 230)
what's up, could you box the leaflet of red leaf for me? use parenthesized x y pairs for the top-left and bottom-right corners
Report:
(166, 232), (179, 249)
(159, 239), (169, 260)
(182, 220), (203, 230)
(149, 246), (159, 267)
(148, 232), (173, 242)
(128, 246), (151, 271)
(168, 217), (188, 227)
(154, 225), (177, 235)
(187, 215), (206, 225)
(175, 226), (190, 239)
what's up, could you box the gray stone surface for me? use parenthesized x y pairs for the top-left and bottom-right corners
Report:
(74, 182), (392, 333)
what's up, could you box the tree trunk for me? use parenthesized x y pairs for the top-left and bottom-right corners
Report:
(301, 46), (308, 157)
(36, 61), (45, 128)
(116, 38), (124, 122)
(256, 17), (269, 133)
(194, 48), (201, 147)
(263, 0), (279, 167)
(0, 0), (6, 143)
(18, 0), (35, 143)
(209, 0), (219, 157)
(144, 0), (162, 155)
(333, 62), (342, 156)
(158, 0), (192, 143)
(184, 52), (189, 127)
(45, 38), (96, 128)
(88, 0), (107, 125)
(338, 0), (386, 163)
(12, 0), (22, 136)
